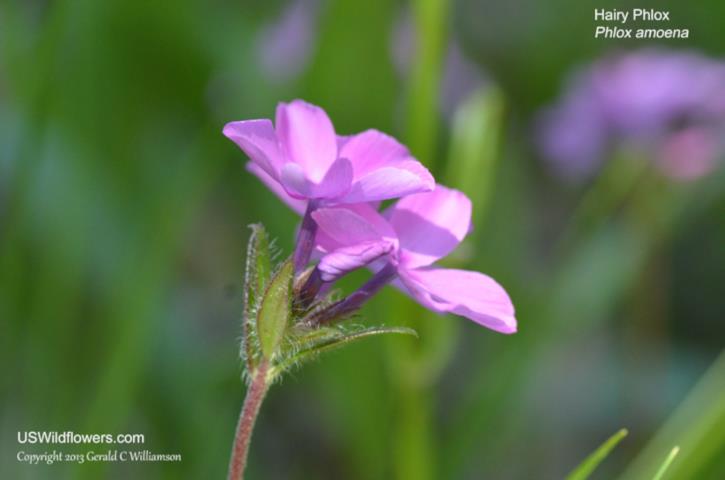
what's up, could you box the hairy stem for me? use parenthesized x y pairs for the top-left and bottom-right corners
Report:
(227, 361), (270, 480)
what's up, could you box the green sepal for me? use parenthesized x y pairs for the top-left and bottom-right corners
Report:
(241, 224), (274, 369)
(244, 224), (272, 320)
(268, 325), (418, 379)
(256, 259), (294, 359)
(566, 428), (628, 480)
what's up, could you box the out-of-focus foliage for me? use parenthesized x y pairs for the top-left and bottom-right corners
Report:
(566, 428), (628, 480)
(1, 0), (723, 479)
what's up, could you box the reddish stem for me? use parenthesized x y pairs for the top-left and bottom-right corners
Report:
(227, 361), (270, 480)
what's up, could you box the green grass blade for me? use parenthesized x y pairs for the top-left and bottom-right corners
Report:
(618, 350), (725, 480)
(652, 447), (680, 480)
(566, 428), (629, 480)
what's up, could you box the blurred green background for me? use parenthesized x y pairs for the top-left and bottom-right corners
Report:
(1, 0), (724, 479)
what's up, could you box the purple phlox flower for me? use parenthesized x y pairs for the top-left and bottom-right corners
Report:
(311, 186), (517, 333)
(224, 99), (434, 271)
(536, 81), (609, 180)
(224, 99), (435, 205)
(537, 48), (725, 182)
(592, 51), (725, 136)
(312, 202), (399, 282)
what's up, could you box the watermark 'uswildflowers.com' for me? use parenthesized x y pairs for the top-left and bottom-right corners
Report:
(15, 431), (182, 466)
(222, 99), (517, 480)
(17, 431), (145, 444)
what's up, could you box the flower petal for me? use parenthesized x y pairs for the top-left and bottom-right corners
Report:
(338, 129), (434, 202)
(223, 119), (283, 178)
(387, 185), (472, 268)
(275, 100), (337, 182)
(312, 205), (397, 252)
(279, 162), (310, 198)
(315, 157), (353, 198)
(342, 160), (435, 203)
(340, 129), (409, 175)
(337, 134), (352, 152)
(399, 267), (516, 333)
(246, 162), (307, 215)
(280, 157), (353, 200)
(318, 241), (394, 282)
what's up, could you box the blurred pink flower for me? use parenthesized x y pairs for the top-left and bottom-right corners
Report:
(537, 48), (725, 182)
(312, 186), (517, 333)
(658, 126), (721, 181)
(223, 99), (434, 205)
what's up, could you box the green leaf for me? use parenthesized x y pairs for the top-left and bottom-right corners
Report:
(256, 259), (294, 359)
(271, 325), (418, 377)
(566, 428), (628, 480)
(651, 447), (679, 480)
(244, 224), (272, 320)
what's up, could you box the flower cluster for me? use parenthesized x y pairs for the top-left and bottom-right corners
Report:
(224, 100), (516, 334)
(537, 48), (725, 182)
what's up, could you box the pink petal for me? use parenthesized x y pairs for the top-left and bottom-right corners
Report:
(657, 127), (719, 181)
(337, 134), (352, 152)
(340, 129), (409, 176)
(342, 161), (434, 203)
(279, 162), (309, 198)
(280, 157), (353, 199)
(399, 267), (516, 333)
(315, 157), (353, 198)
(223, 119), (283, 178)
(338, 130), (435, 202)
(311, 205), (397, 251)
(275, 100), (337, 182)
(246, 162), (307, 215)
(387, 185), (472, 268)
(318, 241), (394, 282)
